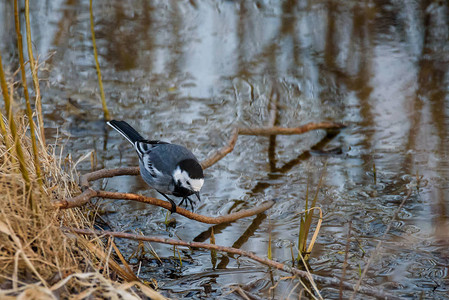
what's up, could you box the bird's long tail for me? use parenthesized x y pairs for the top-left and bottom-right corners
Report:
(107, 120), (144, 144)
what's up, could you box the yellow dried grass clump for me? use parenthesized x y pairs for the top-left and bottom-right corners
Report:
(0, 116), (86, 292)
(0, 3), (163, 295)
(0, 116), (162, 299)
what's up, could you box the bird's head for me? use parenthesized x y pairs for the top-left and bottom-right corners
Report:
(173, 159), (204, 199)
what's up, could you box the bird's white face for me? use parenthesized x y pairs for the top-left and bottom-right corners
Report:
(173, 167), (204, 192)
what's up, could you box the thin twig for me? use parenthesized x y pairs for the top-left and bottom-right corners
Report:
(63, 227), (401, 300)
(200, 128), (239, 169)
(349, 187), (413, 300)
(339, 220), (352, 300)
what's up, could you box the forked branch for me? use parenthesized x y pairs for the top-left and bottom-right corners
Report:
(55, 122), (345, 224)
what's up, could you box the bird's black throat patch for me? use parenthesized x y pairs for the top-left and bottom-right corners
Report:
(173, 184), (194, 197)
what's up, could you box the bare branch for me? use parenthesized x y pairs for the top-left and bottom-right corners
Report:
(201, 128), (239, 169)
(80, 167), (140, 188)
(55, 122), (344, 219)
(56, 189), (274, 224)
(63, 227), (401, 300)
(201, 122), (344, 169)
(56, 188), (97, 209)
(238, 122), (346, 136)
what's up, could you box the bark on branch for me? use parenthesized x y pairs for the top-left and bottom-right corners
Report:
(63, 227), (400, 300)
(237, 122), (345, 136)
(57, 189), (274, 224)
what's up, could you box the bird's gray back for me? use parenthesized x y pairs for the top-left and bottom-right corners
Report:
(148, 144), (198, 175)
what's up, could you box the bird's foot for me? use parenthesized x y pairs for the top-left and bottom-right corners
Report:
(179, 197), (195, 212)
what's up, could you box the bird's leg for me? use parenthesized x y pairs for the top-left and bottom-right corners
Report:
(158, 192), (177, 213)
(188, 197), (195, 211)
(178, 197), (186, 207)
(179, 197), (195, 212)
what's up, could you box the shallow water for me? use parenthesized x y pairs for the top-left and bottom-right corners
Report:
(1, 0), (449, 298)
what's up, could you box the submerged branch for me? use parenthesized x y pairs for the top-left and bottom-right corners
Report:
(64, 227), (401, 300)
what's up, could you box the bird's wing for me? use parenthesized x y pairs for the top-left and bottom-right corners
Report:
(147, 144), (198, 175)
(134, 140), (169, 160)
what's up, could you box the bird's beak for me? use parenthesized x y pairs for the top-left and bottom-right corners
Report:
(195, 192), (201, 202)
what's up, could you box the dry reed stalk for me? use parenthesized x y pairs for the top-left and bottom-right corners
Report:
(0, 102), (10, 157)
(75, 236), (139, 282)
(14, 0), (43, 190)
(0, 51), (32, 210)
(2, 272), (167, 300)
(89, 0), (110, 120)
(110, 239), (137, 280)
(24, 0), (45, 146)
(298, 207), (323, 258)
(298, 166), (326, 261)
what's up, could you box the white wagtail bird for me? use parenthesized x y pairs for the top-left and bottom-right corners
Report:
(107, 120), (204, 213)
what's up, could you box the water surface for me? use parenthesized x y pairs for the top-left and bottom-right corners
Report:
(1, 0), (449, 298)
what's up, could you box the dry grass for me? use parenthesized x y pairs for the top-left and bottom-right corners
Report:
(0, 11), (161, 294)
(1, 116), (80, 269)
(0, 115), (87, 293)
(0, 115), (163, 299)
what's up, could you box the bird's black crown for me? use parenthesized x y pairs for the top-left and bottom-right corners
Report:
(178, 159), (203, 179)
